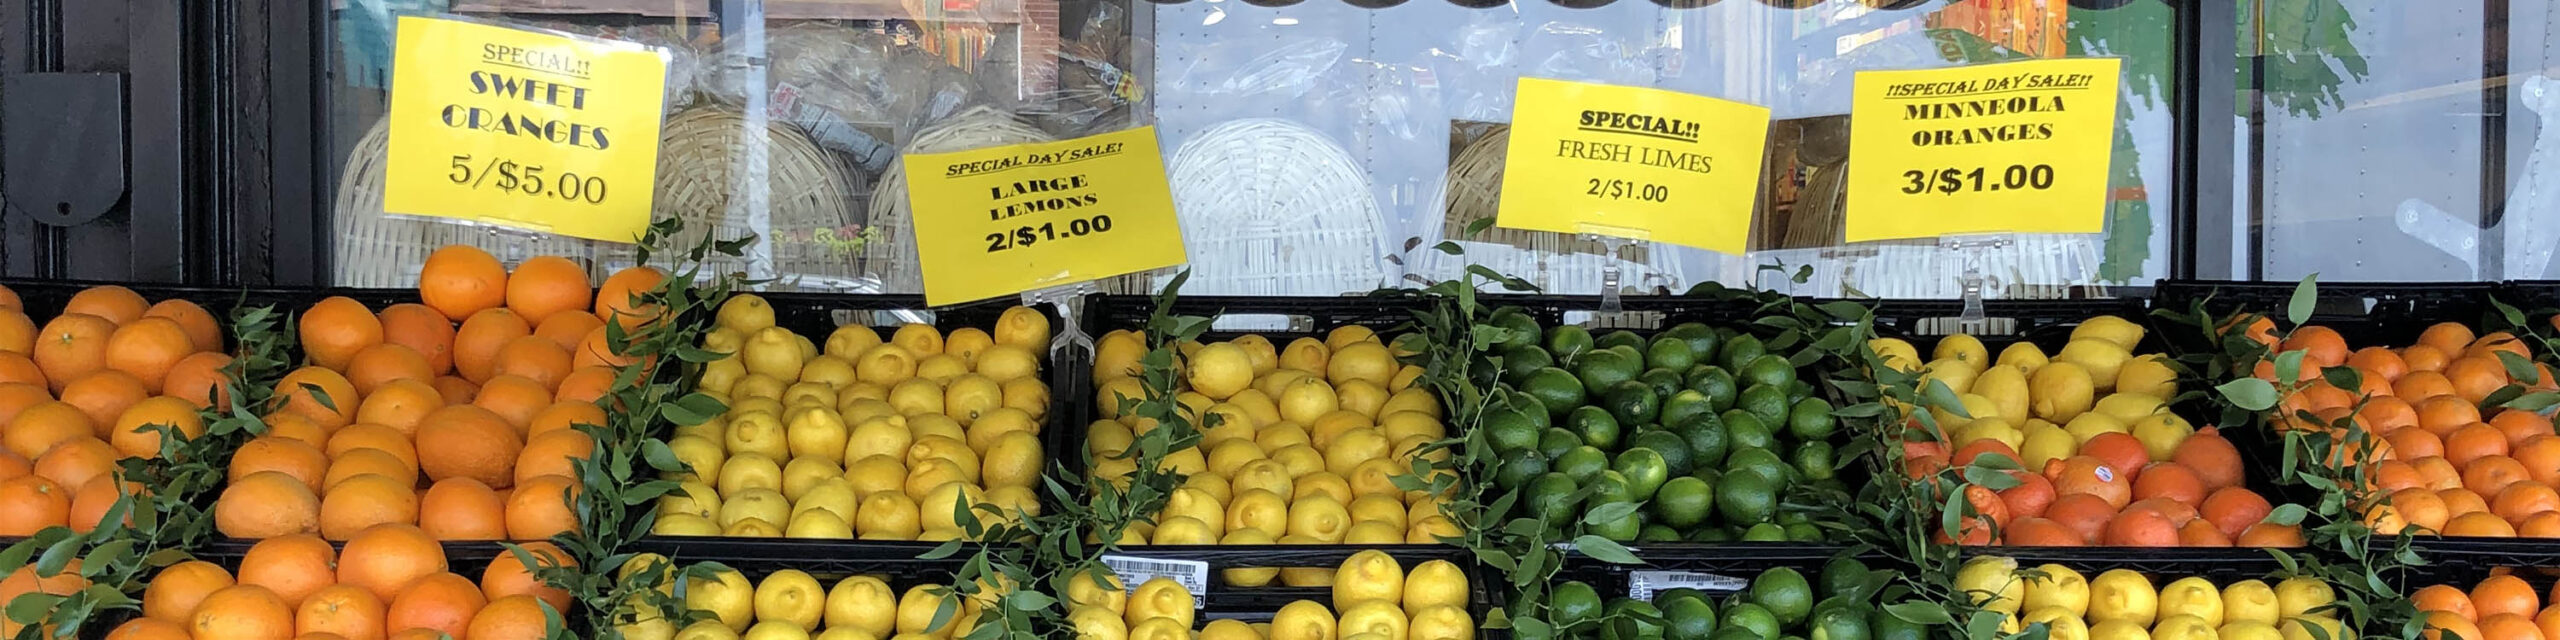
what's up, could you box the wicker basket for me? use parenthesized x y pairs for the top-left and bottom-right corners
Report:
(331, 119), (598, 287)
(1164, 119), (1393, 296)
(1407, 126), (1687, 294)
(647, 106), (867, 287)
(864, 106), (1053, 294)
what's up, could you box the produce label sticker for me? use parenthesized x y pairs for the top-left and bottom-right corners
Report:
(1843, 57), (2122, 242)
(901, 126), (1187, 306)
(1628, 571), (1748, 600)
(382, 15), (669, 243)
(1101, 554), (1209, 607)
(1495, 77), (1771, 255)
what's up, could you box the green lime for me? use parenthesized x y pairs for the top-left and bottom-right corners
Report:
(1662, 595), (1718, 640)
(1740, 354), (1796, 389)
(1722, 410), (1775, 452)
(1749, 568), (1813, 626)
(1639, 524), (1682, 543)
(1568, 406), (1623, 451)
(1604, 382), (1662, 427)
(1738, 385), (1790, 430)
(1710, 628), (1763, 640)
(1487, 409), (1543, 453)
(1646, 335), (1699, 373)
(1489, 307), (1542, 352)
(1792, 441), (1838, 482)
(1508, 391), (1556, 429)
(1522, 367), (1587, 419)
(1660, 390), (1716, 429)
(1614, 448), (1670, 500)
(1820, 558), (1872, 600)
(1725, 447), (1793, 488)
(1722, 602), (1781, 640)
(1788, 398), (1836, 441)
(1605, 599), (1665, 640)
(1496, 449), (1550, 490)
(1527, 472), (1581, 522)
(1550, 581), (1603, 630)
(1629, 430), (1692, 476)
(1662, 323), (1720, 362)
(1676, 415), (1730, 470)
(1538, 427), (1584, 460)
(1785, 380), (1817, 405)
(1810, 606), (1870, 640)
(1685, 366), (1739, 413)
(1720, 334), (1767, 372)
(1716, 468), (1776, 525)
(1784, 522), (1825, 542)
(1503, 346), (1556, 386)
(1871, 604), (1930, 640)
(1741, 522), (1788, 541)
(1597, 330), (1648, 355)
(1607, 344), (1644, 364)
(1589, 505), (1644, 542)
(1778, 510), (1812, 526)
(1588, 470), (1635, 506)
(1547, 325), (1596, 362)
(1638, 368), (1686, 403)
(1690, 527), (1734, 542)
(1556, 446), (1611, 484)
(1652, 476), (1713, 527)
(1576, 349), (1641, 392)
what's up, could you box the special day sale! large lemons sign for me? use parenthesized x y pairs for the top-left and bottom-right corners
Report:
(902, 126), (1188, 306)
(383, 16), (669, 242)
(1845, 58), (2122, 242)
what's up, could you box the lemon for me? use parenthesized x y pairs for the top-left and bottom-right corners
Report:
(823, 576), (897, 635)
(1335, 380), (1390, 418)
(1152, 516), (1219, 544)
(1205, 439), (1267, 477)
(677, 620), (745, 640)
(1402, 560), (1468, 614)
(1408, 516), (1460, 543)
(2025, 607), (2090, 640)
(942, 327), (993, 364)
(782, 458), (846, 502)
(727, 411), (790, 460)
(1093, 330), (1146, 381)
(1220, 529), (1281, 585)
(2021, 423), (2079, 470)
(1126, 578), (1196, 628)
(655, 513), (720, 535)
(705, 326), (747, 351)
(1379, 388), (1440, 420)
(796, 334), (821, 360)
(718, 488), (791, 529)
(744, 327), (809, 380)
(623, 610), (680, 640)
(907, 435), (979, 472)
(1095, 378), (1147, 419)
(904, 459), (977, 500)
(1184, 474), (1233, 505)
(785, 382), (838, 409)
(1226, 389), (1282, 426)
(1293, 472), (1354, 506)
(918, 482), (987, 532)
(2209, 580), (2277, 626)
(2064, 413), (2131, 445)
(843, 454), (907, 500)
(687, 569), (756, 631)
(1126, 618), (1188, 640)
(2024, 564), (2091, 617)
(2073, 315), (2146, 350)
(1325, 429), (1391, 477)
(2279, 616), (2342, 640)
(1378, 411), (1444, 444)
(856, 344), (919, 384)
(726, 517), (782, 536)
(1936, 334), (1989, 366)
(992, 306), (1050, 348)
(1338, 601), (1409, 640)
(2219, 620), (2281, 640)
(1163, 486), (1225, 528)
(887, 324), (941, 356)
(1327, 342), (1397, 387)
(1347, 495), (1408, 529)
(1185, 343), (1255, 400)
(2116, 356), (2179, 399)
(999, 377), (1049, 419)
(2157, 577), (2223, 627)
(1973, 366), (2032, 422)
(795, 478), (857, 520)
(2273, 579), (2333, 619)
(1289, 494), (1352, 543)
(2030, 362), (2096, 423)
(2089, 569), (2158, 627)
(700, 358), (748, 395)
(1279, 545), (1335, 585)
(2093, 394), (2169, 423)
(2058, 340), (2132, 392)
(1226, 489), (1291, 537)
(2085, 620), (2149, 640)
(2150, 614), (2215, 640)
(1279, 379), (1342, 426)
(966, 407), (1037, 452)
(1196, 404), (1257, 446)
(856, 492), (922, 539)
(980, 431), (1042, 490)
(824, 325), (883, 361)
(660, 480), (721, 518)
(1065, 568), (1128, 613)
(812, 630), (874, 640)
(751, 569), (825, 630)
(2129, 414), (2195, 461)
(837, 383), (888, 405)
(1407, 605), (1471, 640)
(1349, 459), (1408, 499)
(1920, 358), (1982, 396)
(1870, 338), (1922, 372)
(1998, 342), (2051, 375)
(1067, 607), (1128, 640)
(1955, 417), (2026, 453)
(887, 379), (944, 417)
(1343, 521), (1403, 544)
(1333, 550), (1405, 607)
(893, 585), (951, 636)
(732, 374), (789, 401)
(1955, 556), (2023, 614)
(1271, 600), (1337, 640)
(783, 509), (853, 538)
(1309, 411), (1374, 449)
(1201, 619), (1263, 640)
(1229, 460), (1293, 498)
(942, 375), (1002, 425)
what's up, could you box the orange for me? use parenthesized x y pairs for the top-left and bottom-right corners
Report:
(2493, 410), (2554, 448)
(0, 561), (85, 635)
(4, 401), (91, 459)
(2447, 511), (2520, 537)
(389, 630), (449, 640)
(323, 448), (419, 491)
(453, 308), (531, 384)
(344, 343), (432, 397)
(594, 266), (666, 330)
(2419, 584), (2479, 618)
(2389, 429), (2448, 462)
(0, 285), (14, 310)
(2283, 326), (2350, 368)
(105, 317), (196, 388)
(420, 245), (508, 322)
(297, 584), (387, 640)
(2224, 315), (2279, 348)
(162, 351), (234, 408)
(532, 311), (603, 354)
(273, 366), (361, 430)
(354, 379), (443, 436)
(2494, 482), (2560, 524)
(474, 374), (553, 430)
(2000, 516), (2081, 546)
(553, 366), (615, 405)
(2447, 356), (2513, 403)
(378, 303), (458, 377)
(2043, 493), (2118, 545)
(2179, 517), (2234, 546)
(237, 534), (336, 606)
(2520, 511), (2560, 537)
(320, 473), (421, 540)
(2447, 423), (2512, 467)
(60, 369), (149, 434)
(215, 470), (320, 538)
(1997, 471), (2055, 520)
(2389, 488), (2453, 533)
(63, 479), (123, 532)
(2350, 346), (2410, 381)
(418, 478), (506, 541)
(2200, 486), (2274, 539)
(300, 297), (385, 371)
(32, 437), (116, 494)
(1950, 440), (2020, 469)
(2172, 428), (2244, 491)
(2101, 508), (2180, 546)
(2236, 521), (2305, 546)
(2405, 344), (2456, 375)
(491, 337), (572, 391)
(417, 404), (524, 488)
(2359, 396), (2421, 433)
(2443, 487), (2494, 516)
(2131, 461), (2207, 506)
(2464, 455), (2532, 498)
(31, 313), (115, 392)
(505, 474), (579, 540)
(2421, 322), (2480, 352)
(2425, 611), (2484, 640)
(189, 584), (295, 640)
(384, 572), (484, 639)
(504, 255), (593, 326)
(479, 541), (574, 611)
(326, 424), (420, 468)
(0, 450), (24, 483)
(2125, 496), (2199, 524)
(143, 560), (234, 622)
(0, 474), (46, 535)
(2417, 394), (2483, 436)
(339, 523), (449, 602)
(514, 430), (593, 487)
(2289, 383), (2356, 414)
(0, 382), (48, 426)
(0, 352), (43, 389)
(432, 376), (477, 405)
(2083, 432), (2155, 475)
(467, 594), (553, 640)
(2469, 331), (2534, 361)
(2414, 456), (2465, 490)
(572, 326), (642, 369)
(231, 436), (329, 490)
(2474, 575), (2541, 620)
(105, 618), (190, 640)
(113, 395), (207, 458)
(2370, 460), (2426, 493)
(64, 286), (146, 325)
(0, 310), (29, 355)
(2045, 456), (2131, 509)
(143, 299), (222, 355)
(1960, 484), (2011, 530)
(2541, 608), (2560, 640)
(2518, 436), (2560, 487)
(2402, 371), (2461, 403)
(525, 401), (605, 438)
(2481, 613), (2546, 640)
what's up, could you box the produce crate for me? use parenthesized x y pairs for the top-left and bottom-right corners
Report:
(1090, 543), (1492, 616)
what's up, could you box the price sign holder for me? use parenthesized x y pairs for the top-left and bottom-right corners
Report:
(1939, 234), (2015, 334)
(1019, 282), (1098, 360)
(1575, 228), (1642, 315)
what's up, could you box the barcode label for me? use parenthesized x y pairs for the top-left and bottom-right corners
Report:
(1628, 571), (1747, 601)
(1101, 554), (1209, 607)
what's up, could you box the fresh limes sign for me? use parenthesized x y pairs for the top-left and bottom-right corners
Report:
(1844, 58), (2122, 242)
(902, 126), (1187, 306)
(1496, 78), (1771, 255)
(383, 16), (668, 243)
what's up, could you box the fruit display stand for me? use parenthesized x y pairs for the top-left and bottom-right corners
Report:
(1950, 554), (2348, 640)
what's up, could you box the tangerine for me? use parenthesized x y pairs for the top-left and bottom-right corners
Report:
(594, 266), (666, 330)
(503, 256), (592, 326)
(319, 473), (421, 540)
(2200, 486), (2274, 539)
(104, 317), (196, 388)
(64, 286), (146, 325)
(161, 351), (234, 408)
(416, 404), (523, 488)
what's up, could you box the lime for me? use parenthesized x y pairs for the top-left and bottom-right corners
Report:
(1489, 307), (1542, 352)
(1722, 410), (1775, 452)
(1709, 628), (1763, 640)
(1820, 558), (1872, 600)
(1588, 470), (1635, 506)
(1607, 344), (1644, 364)
(1487, 409), (1543, 453)
(1740, 354), (1797, 389)
(1685, 366), (1739, 413)
(1555, 446), (1611, 484)
(1605, 599), (1665, 640)
(1646, 335), (1699, 373)
(1565, 406), (1622, 451)
(1725, 447), (1793, 488)
(1507, 391), (1555, 429)
(1777, 510), (1812, 526)
(1597, 330), (1648, 355)
(1716, 468), (1776, 524)
(1496, 449), (1550, 489)
(1549, 325), (1596, 361)
(1526, 472), (1581, 522)
(1810, 606), (1870, 640)
(1784, 380), (1817, 405)
(1676, 415), (1730, 470)
(1871, 605), (1930, 640)
(1652, 476), (1713, 527)
(1614, 448), (1670, 500)
(1787, 397), (1836, 440)
(1784, 522), (1824, 542)
(1740, 523), (1788, 541)
(1722, 602), (1781, 640)
(1589, 504), (1643, 542)
(1503, 347), (1556, 386)
(1629, 430), (1692, 476)
(1522, 367), (1587, 419)
(1576, 349), (1641, 392)
(1791, 441), (1838, 482)
(1638, 368), (1686, 403)
(1660, 390), (1716, 429)
(1720, 334), (1767, 372)
(1639, 524), (1682, 543)
(1749, 568), (1813, 626)
(1662, 323), (1720, 361)
(1737, 385), (1790, 431)
(1604, 382), (1662, 427)
(1550, 581), (1603, 630)
(1691, 528), (1734, 543)
(1661, 594), (1718, 640)
(1538, 428), (1585, 460)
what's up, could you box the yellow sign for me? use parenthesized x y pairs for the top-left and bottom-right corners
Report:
(382, 16), (669, 243)
(902, 126), (1188, 306)
(1495, 77), (1772, 255)
(1844, 58), (2122, 242)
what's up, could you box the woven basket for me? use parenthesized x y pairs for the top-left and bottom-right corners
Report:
(650, 106), (866, 286)
(1165, 119), (1392, 296)
(330, 119), (597, 286)
(864, 106), (1054, 294)
(1407, 126), (1687, 294)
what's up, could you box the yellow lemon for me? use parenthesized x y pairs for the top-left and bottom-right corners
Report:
(1230, 460), (1294, 498)
(888, 378), (945, 417)
(717, 295), (776, 331)
(1328, 342), (1397, 388)
(1408, 605), (1472, 640)
(2024, 607), (2090, 640)
(1973, 366), (2032, 422)
(654, 513), (720, 535)
(1067, 607), (1127, 640)
(1309, 411), (1375, 449)
(2116, 356), (2179, 399)
(2072, 315), (2146, 350)
(752, 569), (825, 630)
(1151, 515), (1219, 544)
(2129, 413), (2196, 461)
(718, 488), (790, 529)
(744, 327), (809, 381)
(1271, 445), (1329, 479)
(1343, 521), (1403, 544)
(1337, 601), (1408, 640)
(992, 306), (1050, 348)
(1064, 568), (1126, 614)
(1228, 335), (1278, 375)
(2150, 614), (2215, 640)
(2273, 578), (2334, 620)
(2219, 620), (2281, 640)
(699, 357), (748, 396)
(1954, 417), (2026, 453)
(1378, 388), (1440, 420)
(942, 374), (1003, 425)
(686, 569), (756, 631)
(784, 382), (838, 409)
(1869, 338), (1921, 372)
(980, 431), (1042, 490)
(1288, 494), (1352, 542)
(1998, 342), (2051, 375)
(2219, 579), (2280, 626)
(1207, 439), (1269, 478)
(1920, 358), (1982, 396)
(1220, 529), (1281, 585)
(1270, 600), (1337, 640)
(1403, 560), (1468, 614)
(2020, 422), (2078, 471)
(1333, 549), (1404, 607)
(942, 327), (994, 364)
(2279, 616), (2342, 640)
(1093, 330), (1147, 381)
(1335, 380), (1390, 418)
(2064, 413), (2131, 445)
(2085, 620), (2148, 640)
(660, 480), (721, 518)
(2024, 564), (2090, 618)
(1348, 495), (1408, 530)
(2092, 393), (2169, 423)
(2030, 362), (2096, 423)
(1955, 556), (2023, 614)
(793, 478), (857, 521)
(782, 457), (845, 502)
(855, 492), (922, 540)
(854, 343), (919, 385)
(1325, 429), (1391, 477)
(732, 374), (788, 401)
(1202, 619), (1262, 640)
(1190, 343), (1255, 400)
(1292, 472), (1354, 506)
(998, 377), (1049, 419)
(1126, 578), (1197, 628)
(724, 517), (782, 537)
(677, 620), (744, 640)
(1184, 473), (1233, 506)
(843, 454), (907, 500)
(1280, 378), (1342, 426)
(1935, 333), (1989, 366)
(825, 576), (898, 636)
(888, 324), (942, 357)
(965, 407), (1036, 452)
(824, 325), (883, 361)
(1087, 419), (1136, 458)
(893, 585), (952, 636)
(2088, 569), (2158, 627)
(1096, 378), (1146, 419)
(2157, 577), (2223, 627)
(727, 411), (790, 460)
(1229, 389), (1283, 426)
(1199, 404), (1259, 446)
(917, 482), (986, 532)
(2058, 339), (2132, 392)
(1227, 489), (1291, 537)
(1278, 338), (1330, 375)
(812, 630), (874, 640)
(1347, 459), (1407, 499)
(783, 509), (853, 539)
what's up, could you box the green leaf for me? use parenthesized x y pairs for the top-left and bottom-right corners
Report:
(3, 592), (58, 625)
(918, 539), (966, 560)
(2497, 350), (2541, 386)
(2273, 350), (2306, 387)
(2265, 503), (2309, 527)
(1921, 380), (1970, 419)
(2319, 366), (2361, 397)
(2503, 391), (2560, 412)
(33, 535), (79, 577)
(2217, 378), (2281, 412)
(1570, 535), (1643, 564)
(2288, 274), (2318, 325)
(1962, 465), (2022, 491)
(1884, 601), (1954, 625)
(1581, 502), (1643, 526)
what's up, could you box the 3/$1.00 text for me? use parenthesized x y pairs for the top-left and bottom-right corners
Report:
(437, 43), (615, 150)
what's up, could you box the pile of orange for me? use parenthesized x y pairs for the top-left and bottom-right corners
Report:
(104, 523), (575, 640)
(2411, 573), (2560, 640)
(2263, 321), (2560, 538)
(213, 245), (664, 542)
(0, 283), (227, 536)
(1950, 425), (2302, 547)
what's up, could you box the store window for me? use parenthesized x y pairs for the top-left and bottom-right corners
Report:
(323, 0), (2175, 298)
